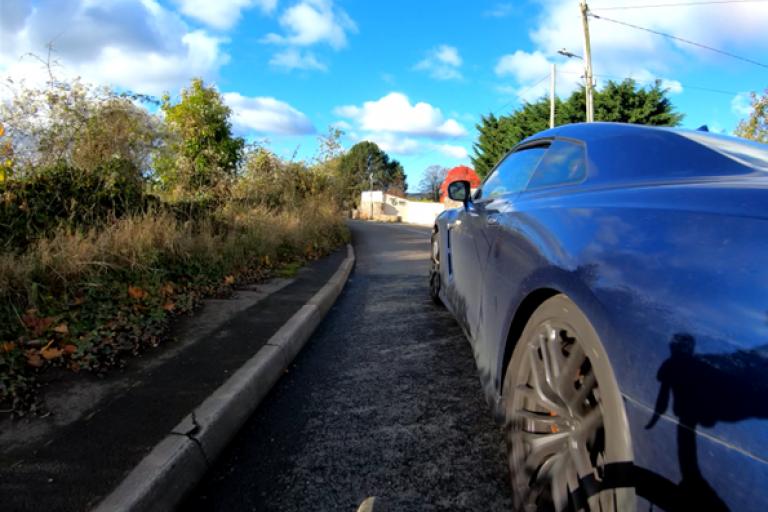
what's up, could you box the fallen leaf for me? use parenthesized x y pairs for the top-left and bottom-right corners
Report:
(53, 323), (69, 335)
(162, 302), (175, 312)
(26, 352), (43, 368)
(160, 282), (175, 296)
(64, 344), (77, 354)
(224, 275), (235, 286)
(128, 285), (147, 300)
(41, 346), (63, 360)
(22, 311), (55, 337)
(1, 342), (15, 352)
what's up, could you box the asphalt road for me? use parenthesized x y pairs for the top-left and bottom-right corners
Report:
(184, 221), (513, 511)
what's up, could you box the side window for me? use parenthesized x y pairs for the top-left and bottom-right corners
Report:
(478, 146), (548, 200)
(526, 139), (586, 190)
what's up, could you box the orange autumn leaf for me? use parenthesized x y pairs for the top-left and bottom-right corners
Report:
(224, 275), (235, 286)
(26, 352), (43, 368)
(40, 340), (63, 360)
(1, 342), (15, 352)
(42, 347), (63, 360)
(128, 285), (147, 300)
(53, 323), (69, 335)
(162, 302), (176, 312)
(64, 344), (77, 354)
(160, 282), (175, 296)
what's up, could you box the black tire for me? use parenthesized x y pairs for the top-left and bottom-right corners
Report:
(502, 295), (635, 511)
(429, 232), (442, 306)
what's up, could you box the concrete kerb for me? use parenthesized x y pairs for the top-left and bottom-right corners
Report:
(93, 243), (355, 512)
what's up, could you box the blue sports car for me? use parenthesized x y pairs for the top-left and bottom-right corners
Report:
(429, 122), (768, 511)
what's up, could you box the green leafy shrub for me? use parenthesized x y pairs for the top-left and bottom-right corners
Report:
(0, 160), (146, 249)
(233, 148), (336, 209)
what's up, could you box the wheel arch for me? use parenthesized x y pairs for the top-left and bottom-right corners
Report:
(495, 272), (623, 399)
(498, 287), (561, 389)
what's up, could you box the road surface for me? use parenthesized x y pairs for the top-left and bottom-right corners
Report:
(184, 221), (513, 511)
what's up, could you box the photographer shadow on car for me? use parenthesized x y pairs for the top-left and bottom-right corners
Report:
(643, 332), (768, 511)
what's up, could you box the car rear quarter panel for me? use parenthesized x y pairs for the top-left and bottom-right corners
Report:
(484, 181), (768, 509)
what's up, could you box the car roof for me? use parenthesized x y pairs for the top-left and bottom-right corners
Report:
(519, 122), (768, 184)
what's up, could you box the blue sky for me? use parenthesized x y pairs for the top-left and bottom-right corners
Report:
(1, 0), (767, 189)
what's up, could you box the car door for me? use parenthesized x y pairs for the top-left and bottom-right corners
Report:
(450, 142), (549, 344)
(481, 138), (589, 389)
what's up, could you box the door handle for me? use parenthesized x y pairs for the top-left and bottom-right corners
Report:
(486, 215), (500, 226)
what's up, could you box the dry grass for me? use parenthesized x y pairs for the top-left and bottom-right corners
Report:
(0, 199), (348, 413)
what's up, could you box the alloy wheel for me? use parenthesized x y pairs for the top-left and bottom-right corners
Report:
(503, 296), (634, 511)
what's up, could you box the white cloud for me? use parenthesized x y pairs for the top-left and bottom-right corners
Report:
(347, 133), (469, 161)
(263, 0), (356, 49)
(331, 120), (352, 130)
(223, 92), (315, 135)
(0, 0), (229, 96)
(495, 1), (768, 102)
(435, 45), (461, 67)
(361, 132), (422, 155)
(662, 79), (683, 94)
(334, 92), (467, 137)
(495, 50), (550, 81)
(269, 48), (326, 71)
(173, 0), (277, 30)
(731, 92), (753, 117)
(436, 144), (468, 159)
(415, 44), (462, 80)
(483, 3), (514, 18)
(336, 92), (469, 160)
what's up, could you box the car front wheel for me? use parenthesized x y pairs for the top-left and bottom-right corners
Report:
(502, 295), (635, 511)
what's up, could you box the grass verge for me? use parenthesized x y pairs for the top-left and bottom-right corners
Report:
(0, 199), (348, 414)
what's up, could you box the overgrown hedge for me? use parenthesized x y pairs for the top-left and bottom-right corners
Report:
(0, 160), (146, 249)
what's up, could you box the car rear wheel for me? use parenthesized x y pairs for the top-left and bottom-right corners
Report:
(429, 232), (442, 305)
(502, 295), (635, 512)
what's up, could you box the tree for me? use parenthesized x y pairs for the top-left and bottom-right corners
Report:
(155, 78), (245, 198)
(419, 165), (448, 201)
(0, 73), (159, 182)
(735, 89), (768, 143)
(71, 98), (161, 175)
(471, 79), (683, 178)
(336, 141), (406, 207)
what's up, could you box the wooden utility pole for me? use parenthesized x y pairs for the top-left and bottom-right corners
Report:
(580, 0), (595, 122)
(549, 63), (556, 129)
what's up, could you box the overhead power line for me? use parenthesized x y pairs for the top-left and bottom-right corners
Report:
(493, 73), (551, 114)
(589, 12), (768, 69)
(593, 0), (768, 10)
(556, 70), (740, 95)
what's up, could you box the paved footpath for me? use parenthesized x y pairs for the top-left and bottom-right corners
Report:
(0, 247), (346, 511)
(185, 221), (513, 511)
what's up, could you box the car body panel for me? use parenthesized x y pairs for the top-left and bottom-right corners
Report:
(434, 123), (768, 510)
